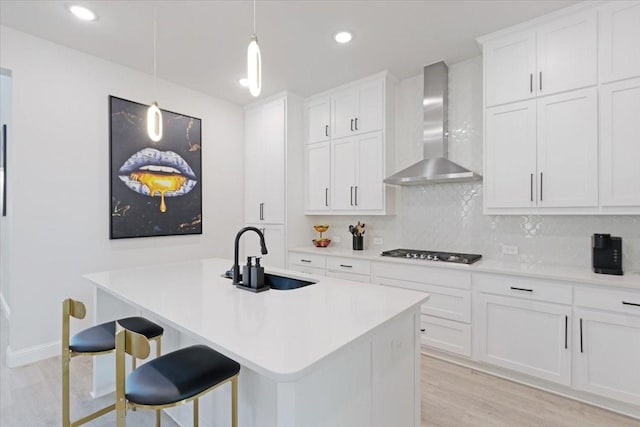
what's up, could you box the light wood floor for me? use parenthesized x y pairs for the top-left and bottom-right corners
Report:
(1, 315), (637, 426)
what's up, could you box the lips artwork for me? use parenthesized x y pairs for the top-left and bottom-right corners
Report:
(109, 96), (202, 239)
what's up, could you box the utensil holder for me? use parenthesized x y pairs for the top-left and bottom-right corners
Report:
(353, 235), (363, 251)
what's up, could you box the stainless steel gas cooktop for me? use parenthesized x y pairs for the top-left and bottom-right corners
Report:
(380, 249), (482, 265)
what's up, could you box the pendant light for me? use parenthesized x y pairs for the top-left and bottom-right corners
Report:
(247, 0), (261, 97)
(147, 2), (163, 142)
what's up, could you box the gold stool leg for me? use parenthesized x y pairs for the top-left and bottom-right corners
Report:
(131, 356), (137, 412)
(62, 351), (71, 427)
(231, 376), (238, 427)
(156, 336), (162, 427)
(193, 397), (199, 427)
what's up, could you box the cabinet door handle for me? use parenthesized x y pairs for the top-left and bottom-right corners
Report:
(350, 119), (354, 131)
(355, 117), (358, 130)
(340, 264), (353, 268)
(420, 328), (426, 332)
(539, 71), (542, 91)
(259, 202), (264, 220)
(530, 173), (534, 202)
(325, 125), (329, 137)
(622, 301), (640, 307)
(325, 188), (329, 207)
(300, 259), (311, 263)
(530, 73), (533, 93)
(580, 318), (584, 353)
(510, 286), (533, 292)
(564, 315), (568, 349)
(354, 186), (358, 206)
(540, 172), (543, 202)
(350, 186), (354, 206)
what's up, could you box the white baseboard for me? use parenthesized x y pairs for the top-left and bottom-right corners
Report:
(6, 340), (60, 368)
(0, 292), (10, 320)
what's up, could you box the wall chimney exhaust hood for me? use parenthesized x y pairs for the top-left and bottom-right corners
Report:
(384, 61), (481, 186)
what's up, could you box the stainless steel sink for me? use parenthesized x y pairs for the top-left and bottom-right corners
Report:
(223, 270), (316, 290)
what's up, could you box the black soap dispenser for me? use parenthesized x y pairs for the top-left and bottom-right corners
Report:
(242, 256), (253, 287)
(251, 257), (265, 289)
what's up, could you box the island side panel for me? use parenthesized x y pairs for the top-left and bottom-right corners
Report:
(285, 307), (420, 427)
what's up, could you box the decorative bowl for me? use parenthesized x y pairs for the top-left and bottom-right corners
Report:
(312, 238), (331, 248)
(313, 224), (329, 233)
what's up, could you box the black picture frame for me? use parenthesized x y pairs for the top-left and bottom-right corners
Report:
(109, 96), (202, 239)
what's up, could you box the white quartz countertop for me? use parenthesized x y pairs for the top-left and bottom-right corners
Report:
(289, 247), (640, 289)
(84, 258), (428, 381)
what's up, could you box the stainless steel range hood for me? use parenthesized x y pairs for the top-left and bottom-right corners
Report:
(384, 61), (481, 186)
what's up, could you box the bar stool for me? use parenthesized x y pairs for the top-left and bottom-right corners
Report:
(115, 323), (240, 427)
(62, 298), (164, 427)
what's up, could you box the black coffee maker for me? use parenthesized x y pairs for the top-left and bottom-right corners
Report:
(592, 234), (623, 275)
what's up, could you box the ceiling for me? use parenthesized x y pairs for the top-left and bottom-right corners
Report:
(0, 0), (578, 106)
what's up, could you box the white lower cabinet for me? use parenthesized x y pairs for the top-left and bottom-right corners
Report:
(573, 286), (640, 406)
(476, 293), (572, 385)
(372, 262), (472, 358)
(244, 224), (285, 268)
(326, 257), (371, 283)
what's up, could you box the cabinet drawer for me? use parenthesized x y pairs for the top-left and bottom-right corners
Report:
(474, 273), (572, 305)
(420, 315), (471, 358)
(326, 257), (371, 276)
(288, 265), (326, 277)
(326, 270), (370, 283)
(288, 252), (326, 269)
(574, 286), (640, 315)
(375, 276), (470, 323)
(373, 262), (471, 290)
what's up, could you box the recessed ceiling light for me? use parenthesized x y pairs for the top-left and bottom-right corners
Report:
(239, 78), (250, 87)
(334, 31), (353, 44)
(69, 5), (97, 21)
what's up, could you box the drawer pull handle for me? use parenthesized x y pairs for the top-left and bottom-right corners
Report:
(564, 315), (568, 350)
(420, 328), (426, 332)
(300, 259), (311, 263)
(340, 264), (353, 268)
(510, 286), (533, 292)
(622, 301), (640, 307)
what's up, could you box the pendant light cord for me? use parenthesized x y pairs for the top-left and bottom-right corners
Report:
(153, 2), (157, 100)
(253, 0), (256, 35)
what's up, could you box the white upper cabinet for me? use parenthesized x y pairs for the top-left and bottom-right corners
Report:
(483, 10), (597, 107)
(331, 137), (357, 211)
(484, 32), (537, 107)
(485, 100), (537, 208)
(331, 132), (385, 212)
(599, 78), (640, 207)
(306, 97), (331, 144)
(355, 132), (385, 210)
(331, 79), (384, 139)
(245, 98), (285, 224)
(536, 88), (598, 208)
(536, 11), (597, 96)
(481, 3), (640, 214)
(306, 141), (331, 211)
(305, 72), (396, 215)
(355, 79), (384, 135)
(599, 1), (640, 84)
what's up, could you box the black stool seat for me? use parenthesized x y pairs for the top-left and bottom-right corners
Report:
(125, 345), (241, 406)
(69, 317), (164, 353)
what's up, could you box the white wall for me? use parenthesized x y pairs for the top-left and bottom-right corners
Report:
(0, 26), (245, 366)
(306, 57), (640, 272)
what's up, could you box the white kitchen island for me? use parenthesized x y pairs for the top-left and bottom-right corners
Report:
(84, 258), (428, 427)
